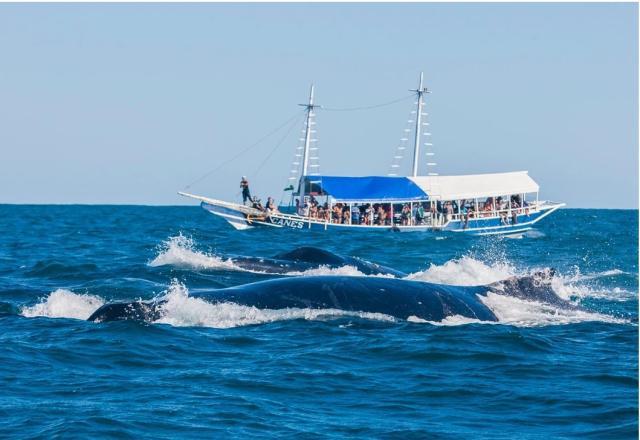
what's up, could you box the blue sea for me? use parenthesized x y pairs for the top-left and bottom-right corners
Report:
(0, 205), (637, 439)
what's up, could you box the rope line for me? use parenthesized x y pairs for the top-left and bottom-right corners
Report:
(182, 109), (306, 190)
(252, 113), (303, 178)
(182, 93), (414, 191)
(322, 94), (414, 112)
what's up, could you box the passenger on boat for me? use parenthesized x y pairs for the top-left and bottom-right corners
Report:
(497, 197), (508, 224)
(401, 204), (411, 226)
(295, 199), (305, 216)
(430, 202), (438, 223)
(265, 197), (277, 214)
(322, 202), (330, 221)
(352, 207), (360, 225)
(445, 201), (454, 221)
(364, 204), (373, 225)
(482, 197), (493, 217)
(510, 196), (519, 224)
(303, 203), (309, 217)
(376, 205), (386, 225)
(251, 196), (264, 211)
(240, 176), (251, 205)
(416, 203), (425, 225)
(332, 205), (341, 223)
(463, 203), (475, 229)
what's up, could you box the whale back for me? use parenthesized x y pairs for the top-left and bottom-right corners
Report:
(194, 276), (497, 322)
(273, 247), (346, 265)
(87, 271), (573, 324)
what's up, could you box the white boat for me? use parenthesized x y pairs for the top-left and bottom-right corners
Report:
(180, 73), (564, 235)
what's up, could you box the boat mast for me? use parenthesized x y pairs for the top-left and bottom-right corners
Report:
(411, 72), (430, 177)
(298, 84), (318, 196)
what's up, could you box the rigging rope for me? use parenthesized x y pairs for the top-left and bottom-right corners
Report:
(322, 94), (414, 112)
(182, 109), (306, 190)
(252, 113), (303, 177)
(182, 93), (414, 191)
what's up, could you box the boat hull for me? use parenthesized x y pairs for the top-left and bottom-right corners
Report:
(200, 200), (563, 236)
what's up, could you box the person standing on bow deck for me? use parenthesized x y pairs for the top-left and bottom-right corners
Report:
(240, 176), (251, 205)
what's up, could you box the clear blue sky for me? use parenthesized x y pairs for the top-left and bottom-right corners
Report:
(0, 3), (637, 208)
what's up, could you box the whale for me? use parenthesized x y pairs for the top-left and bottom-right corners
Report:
(87, 268), (575, 324)
(224, 247), (406, 277)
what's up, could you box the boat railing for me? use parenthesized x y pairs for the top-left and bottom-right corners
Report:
(267, 199), (556, 229)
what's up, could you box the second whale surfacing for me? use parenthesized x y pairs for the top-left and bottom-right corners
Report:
(225, 246), (407, 277)
(88, 268), (576, 324)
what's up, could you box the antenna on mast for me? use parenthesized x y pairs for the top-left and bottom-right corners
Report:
(410, 72), (430, 177)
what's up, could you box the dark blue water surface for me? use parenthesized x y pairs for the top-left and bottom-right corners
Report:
(0, 206), (637, 438)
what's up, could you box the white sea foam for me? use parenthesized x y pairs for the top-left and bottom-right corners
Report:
(407, 256), (516, 285)
(478, 292), (627, 327)
(407, 314), (486, 326)
(21, 289), (104, 320)
(406, 256), (635, 304)
(287, 265), (395, 278)
(566, 268), (626, 282)
(149, 235), (240, 271)
(551, 278), (636, 302)
(408, 292), (628, 327)
(286, 265), (368, 277)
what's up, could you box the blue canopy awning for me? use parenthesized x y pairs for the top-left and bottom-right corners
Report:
(303, 176), (428, 202)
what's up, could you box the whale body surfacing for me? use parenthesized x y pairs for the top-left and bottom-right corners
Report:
(87, 269), (572, 324)
(227, 246), (407, 277)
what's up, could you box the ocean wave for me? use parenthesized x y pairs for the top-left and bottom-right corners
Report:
(26, 261), (100, 278)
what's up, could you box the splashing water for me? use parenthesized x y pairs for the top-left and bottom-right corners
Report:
(148, 235), (239, 271)
(21, 289), (104, 320)
(479, 292), (628, 327)
(407, 256), (516, 285)
(286, 265), (395, 278)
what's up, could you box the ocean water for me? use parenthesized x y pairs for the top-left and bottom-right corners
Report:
(0, 205), (637, 439)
